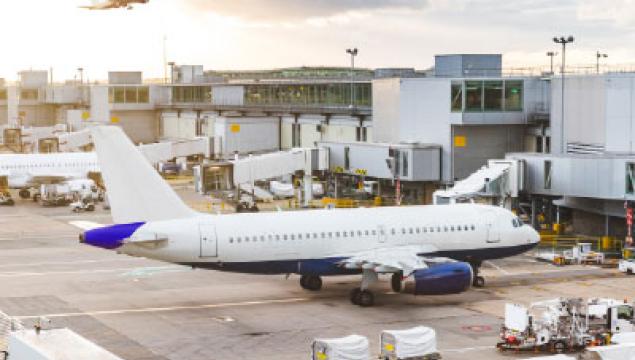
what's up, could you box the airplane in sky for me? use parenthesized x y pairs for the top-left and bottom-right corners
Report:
(79, 0), (149, 10)
(0, 152), (99, 200)
(76, 126), (540, 307)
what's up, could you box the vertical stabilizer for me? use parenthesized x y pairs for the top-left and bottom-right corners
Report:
(90, 126), (196, 223)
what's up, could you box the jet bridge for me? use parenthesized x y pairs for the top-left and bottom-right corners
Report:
(232, 148), (329, 205)
(433, 159), (525, 206)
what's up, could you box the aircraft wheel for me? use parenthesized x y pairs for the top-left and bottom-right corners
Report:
(473, 276), (485, 288)
(553, 341), (566, 354)
(350, 288), (362, 305)
(350, 288), (374, 307)
(391, 273), (402, 293)
(300, 275), (322, 291)
(19, 189), (30, 199)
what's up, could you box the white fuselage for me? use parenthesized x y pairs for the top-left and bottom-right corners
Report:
(0, 152), (99, 188)
(122, 204), (539, 272)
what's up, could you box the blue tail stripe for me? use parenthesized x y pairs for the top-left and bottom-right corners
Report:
(84, 222), (145, 249)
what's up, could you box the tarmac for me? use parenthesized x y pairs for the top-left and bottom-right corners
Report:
(0, 189), (631, 360)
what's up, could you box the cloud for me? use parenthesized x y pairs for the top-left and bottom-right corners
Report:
(577, 0), (635, 27)
(185, 0), (428, 20)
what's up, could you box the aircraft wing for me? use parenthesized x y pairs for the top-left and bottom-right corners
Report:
(338, 244), (448, 276)
(79, 1), (118, 10)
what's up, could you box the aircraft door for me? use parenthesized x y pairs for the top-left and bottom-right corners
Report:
(485, 212), (501, 244)
(199, 223), (218, 257)
(377, 225), (387, 244)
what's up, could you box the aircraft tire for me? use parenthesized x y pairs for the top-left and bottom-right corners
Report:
(300, 275), (322, 291)
(391, 273), (402, 293)
(350, 288), (374, 307)
(358, 290), (374, 307)
(350, 288), (361, 305)
(19, 189), (30, 199)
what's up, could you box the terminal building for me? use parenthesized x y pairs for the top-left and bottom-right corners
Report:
(1, 54), (634, 237)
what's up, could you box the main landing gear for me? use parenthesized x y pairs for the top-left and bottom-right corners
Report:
(300, 275), (322, 291)
(470, 260), (485, 288)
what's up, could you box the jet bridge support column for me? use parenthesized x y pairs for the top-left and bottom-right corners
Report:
(303, 173), (313, 207)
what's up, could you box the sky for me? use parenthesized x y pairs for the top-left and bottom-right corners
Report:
(1, 0), (635, 81)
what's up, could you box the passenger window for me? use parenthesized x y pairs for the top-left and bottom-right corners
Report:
(444, 226), (448, 232)
(298, 234), (302, 240)
(471, 225), (476, 231)
(372, 230), (377, 236)
(275, 235), (280, 241)
(237, 237), (242, 243)
(343, 232), (347, 238)
(336, 232), (340, 237)
(328, 232), (333, 238)
(229, 237), (234, 243)
(350, 231), (355, 237)
(364, 230), (369, 236)
(409, 228), (413, 234)
(416, 228), (420, 234)
(401, 228), (406, 234)
(290, 234), (295, 240)
(307, 233), (311, 239)
(321, 232), (326, 238)
(391, 229), (396, 235)
(252, 236), (257, 242)
(260, 236), (265, 242)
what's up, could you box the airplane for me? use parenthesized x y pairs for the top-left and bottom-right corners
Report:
(0, 152), (99, 200)
(76, 126), (540, 307)
(79, 0), (149, 10)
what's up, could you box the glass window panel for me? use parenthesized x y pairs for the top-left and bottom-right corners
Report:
(114, 87), (125, 103)
(125, 87), (137, 103)
(484, 81), (503, 111)
(451, 82), (463, 112)
(138, 87), (149, 103)
(505, 80), (523, 111)
(465, 81), (483, 112)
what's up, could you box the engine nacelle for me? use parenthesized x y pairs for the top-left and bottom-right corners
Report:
(404, 262), (473, 295)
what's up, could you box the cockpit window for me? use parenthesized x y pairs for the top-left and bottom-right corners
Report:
(512, 217), (523, 228)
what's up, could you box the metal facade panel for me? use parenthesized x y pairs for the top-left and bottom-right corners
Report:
(452, 125), (524, 180)
(606, 76), (635, 152)
(371, 78), (401, 143)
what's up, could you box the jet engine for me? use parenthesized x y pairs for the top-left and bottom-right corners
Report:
(404, 262), (473, 295)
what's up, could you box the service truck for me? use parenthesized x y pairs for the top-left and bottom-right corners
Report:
(497, 298), (635, 354)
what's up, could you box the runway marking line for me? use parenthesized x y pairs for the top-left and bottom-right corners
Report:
(14, 297), (310, 320)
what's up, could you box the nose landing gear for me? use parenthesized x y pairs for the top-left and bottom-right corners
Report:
(470, 260), (485, 288)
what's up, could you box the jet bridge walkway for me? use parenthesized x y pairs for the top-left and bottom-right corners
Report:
(433, 159), (525, 205)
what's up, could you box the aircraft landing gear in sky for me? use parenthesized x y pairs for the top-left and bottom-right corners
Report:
(300, 275), (322, 291)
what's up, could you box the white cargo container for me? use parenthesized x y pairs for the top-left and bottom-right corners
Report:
(380, 326), (439, 360)
(8, 328), (123, 360)
(311, 335), (370, 360)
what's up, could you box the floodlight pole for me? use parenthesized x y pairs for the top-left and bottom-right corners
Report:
(553, 36), (574, 154)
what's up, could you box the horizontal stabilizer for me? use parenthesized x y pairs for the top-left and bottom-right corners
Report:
(69, 221), (105, 231)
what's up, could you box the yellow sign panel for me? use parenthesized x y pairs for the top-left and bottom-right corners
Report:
(454, 135), (467, 147)
(230, 124), (241, 133)
(82, 111), (91, 120)
(111, 116), (120, 124)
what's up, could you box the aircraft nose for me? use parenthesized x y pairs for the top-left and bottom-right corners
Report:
(526, 225), (540, 245)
